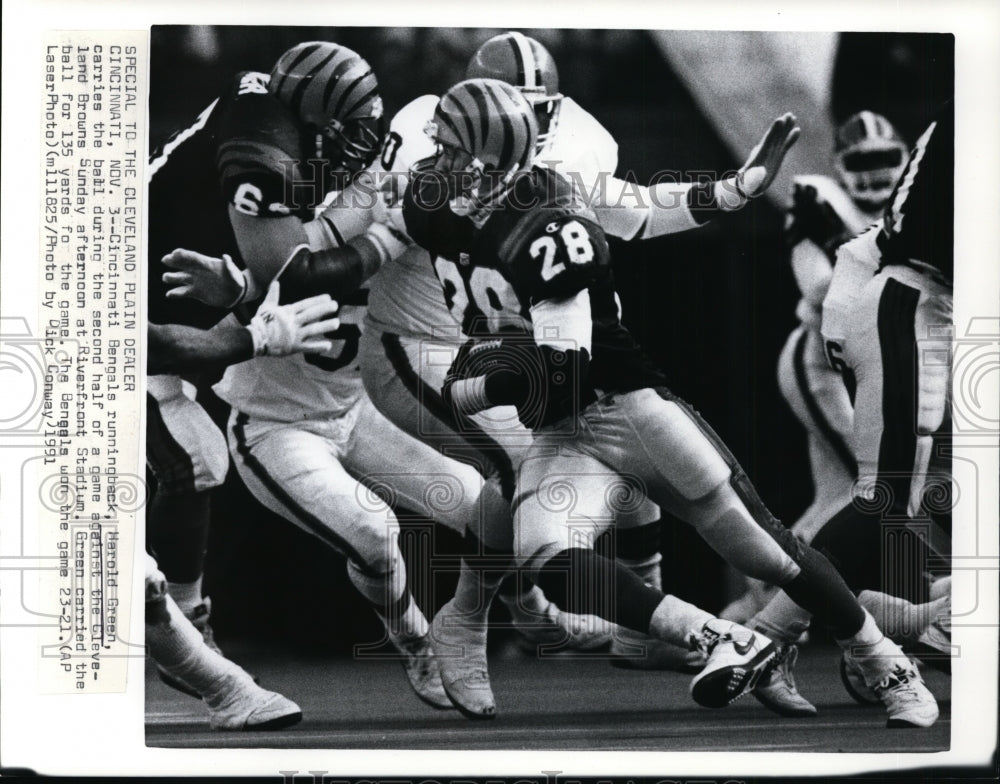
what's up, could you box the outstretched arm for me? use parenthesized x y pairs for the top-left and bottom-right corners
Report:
(596, 113), (801, 241)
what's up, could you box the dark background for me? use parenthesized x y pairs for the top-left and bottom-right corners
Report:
(148, 27), (953, 654)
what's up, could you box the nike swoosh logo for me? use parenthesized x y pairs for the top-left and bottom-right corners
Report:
(733, 634), (756, 656)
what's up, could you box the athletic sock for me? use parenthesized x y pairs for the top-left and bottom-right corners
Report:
(648, 595), (715, 648)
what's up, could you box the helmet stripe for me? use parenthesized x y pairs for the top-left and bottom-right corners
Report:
(509, 32), (536, 88)
(482, 83), (517, 169)
(464, 81), (494, 153)
(331, 63), (374, 119)
(289, 47), (341, 119)
(272, 42), (322, 96)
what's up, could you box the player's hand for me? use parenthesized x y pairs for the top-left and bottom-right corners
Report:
(790, 183), (852, 259)
(162, 249), (250, 308)
(717, 113), (801, 210)
(247, 281), (341, 357)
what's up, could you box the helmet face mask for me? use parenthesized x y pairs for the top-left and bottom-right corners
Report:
(424, 79), (538, 223)
(466, 32), (563, 154)
(833, 111), (908, 213)
(270, 42), (384, 193)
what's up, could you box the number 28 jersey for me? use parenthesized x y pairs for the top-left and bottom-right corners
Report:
(403, 165), (668, 400)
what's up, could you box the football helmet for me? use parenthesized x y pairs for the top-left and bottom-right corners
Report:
(466, 32), (562, 153)
(269, 41), (384, 181)
(424, 78), (538, 221)
(833, 111), (908, 212)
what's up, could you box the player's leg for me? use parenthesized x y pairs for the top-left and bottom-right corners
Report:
(364, 328), (603, 650)
(145, 554), (301, 730)
(514, 444), (777, 711)
(228, 408), (451, 710)
(146, 377), (230, 695)
(585, 387), (938, 726)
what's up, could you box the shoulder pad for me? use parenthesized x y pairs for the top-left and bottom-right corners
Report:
(550, 97), (619, 178)
(216, 78), (311, 219)
(505, 208), (609, 302)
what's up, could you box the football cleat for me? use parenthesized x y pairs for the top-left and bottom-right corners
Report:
(611, 626), (708, 672)
(501, 593), (611, 652)
(871, 662), (939, 728)
(429, 599), (496, 719)
(753, 644), (817, 717)
(839, 650), (880, 705)
(689, 619), (778, 708)
(387, 631), (453, 710)
(204, 670), (302, 731)
(157, 597), (226, 698)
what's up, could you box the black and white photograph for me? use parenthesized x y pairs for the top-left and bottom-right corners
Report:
(143, 24), (958, 753)
(0, 2), (997, 779)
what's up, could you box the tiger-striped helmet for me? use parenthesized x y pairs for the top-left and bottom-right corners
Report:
(269, 41), (384, 177)
(424, 78), (538, 218)
(466, 32), (562, 153)
(833, 111), (908, 212)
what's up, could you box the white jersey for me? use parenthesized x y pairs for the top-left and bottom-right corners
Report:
(216, 96), (444, 421)
(364, 95), (620, 340)
(788, 175), (879, 328)
(213, 303), (367, 422)
(821, 221), (883, 352)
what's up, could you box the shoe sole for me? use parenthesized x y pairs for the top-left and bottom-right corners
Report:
(752, 690), (818, 718)
(441, 682), (496, 721)
(243, 710), (303, 731)
(886, 714), (938, 729)
(691, 641), (778, 709)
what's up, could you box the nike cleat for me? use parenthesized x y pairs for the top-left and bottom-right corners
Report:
(689, 619), (778, 708)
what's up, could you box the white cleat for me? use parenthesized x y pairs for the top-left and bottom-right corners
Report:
(611, 626), (708, 672)
(753, 644), (817, 717)
(205, 672), (302, 731)
(844, 639), (940, 728)
(689, 619), (778, 708)
(388, 631), (454, 710)
(430, 599), (496, 720)
(871, 661), (939, 728)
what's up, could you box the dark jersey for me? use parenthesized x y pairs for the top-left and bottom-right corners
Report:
(404, 165), (668, 416)
(147, 70), (320, 328)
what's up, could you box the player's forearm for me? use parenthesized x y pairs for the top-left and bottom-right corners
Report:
(278, 223), (408, 303)
(596, 177), (744, 241)
(148, 322), (252, 374)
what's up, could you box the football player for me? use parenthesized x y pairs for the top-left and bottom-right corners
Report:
(721, 112), (911, 714)
(747, 107), (954, 713)
(146, 39), (392, 692)
(358, 31), (800, 666)
(405, 78), (938, 728)
(152, 41), (491, 711)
